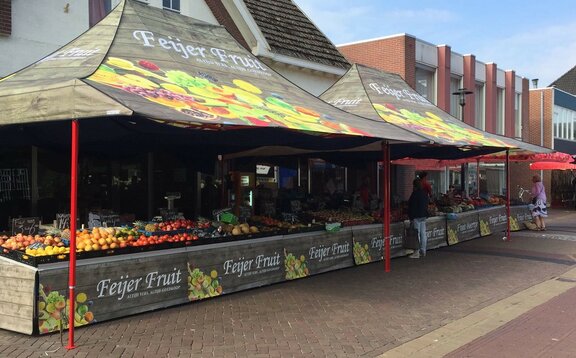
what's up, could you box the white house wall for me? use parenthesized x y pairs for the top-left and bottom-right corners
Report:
(145, 0), (218, 24)
(268, 63), (339, 96)
(0, 0), (89, 77)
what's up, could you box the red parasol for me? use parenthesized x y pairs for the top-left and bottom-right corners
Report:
(530, 162), (576, 170)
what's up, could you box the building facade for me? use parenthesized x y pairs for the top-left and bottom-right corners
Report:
(528, 86), (576, 206)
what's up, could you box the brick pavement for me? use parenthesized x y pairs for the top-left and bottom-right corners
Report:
(445, 284), (576, 358)
(0, 209), (574, 357)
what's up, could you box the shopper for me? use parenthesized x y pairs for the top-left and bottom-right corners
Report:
(419, 171), (433, 198)
(408, 178), (429, 258)
(531, 174), (548, 230)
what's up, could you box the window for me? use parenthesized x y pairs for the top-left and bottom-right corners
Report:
(0, 0), (11, 36)
(496, 88), (505, 134)
(475, 83), (485, 130)
(450, 77), (462, 119)
(415, 67), (436, 103)
(553, 106), (576, 141)
(514, 93), (522, 138)
(163, 0), (180, 12)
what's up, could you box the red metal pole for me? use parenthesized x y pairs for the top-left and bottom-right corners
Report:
(505, 149), (511, 241)
(382, 141), (391, 272)
(66, 120), (79, 350)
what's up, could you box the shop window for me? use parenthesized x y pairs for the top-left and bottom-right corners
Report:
(415, 67), (436, 103)
(475, 83), (485, 130)
(514, 93), (522, 138)
(0, 0), (11, 36)
(163, 0), (180, 12)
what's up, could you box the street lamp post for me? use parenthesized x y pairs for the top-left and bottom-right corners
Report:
(452, 88), (473, 196)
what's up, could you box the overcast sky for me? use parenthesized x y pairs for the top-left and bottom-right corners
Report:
(294, 0), (576, 88)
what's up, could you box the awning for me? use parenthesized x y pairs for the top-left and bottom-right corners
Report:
(0, 1), (425, 146)
(320, 64), (553, 154)
(392, 151), (574, 168)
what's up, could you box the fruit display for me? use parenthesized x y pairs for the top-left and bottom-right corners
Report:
(284, 252), (309, 280)
(133, 218), (211, 233)
(353, 242), (371, 265)
(250, 216), (312, 232)
(219, 222), (259, 236)
(187, 263), (222, 301)
(37, 284), (95, 333)
(304, 210), (376, 226)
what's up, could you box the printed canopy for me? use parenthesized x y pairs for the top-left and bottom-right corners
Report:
(321, 64), (551, 153)
(0, 1), (425, 144)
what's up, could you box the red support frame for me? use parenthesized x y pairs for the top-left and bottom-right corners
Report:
(66, 120), (79, 350)
(382, 141), (391, 272)
(505, 149), (511, 241)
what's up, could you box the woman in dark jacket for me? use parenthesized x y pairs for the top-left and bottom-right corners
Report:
(408, 178), (429, 258)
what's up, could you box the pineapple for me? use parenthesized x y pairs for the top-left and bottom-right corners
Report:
(133, 221), (146, 229)
(60, 229), (71, 240)
(46, 227), (62, 237)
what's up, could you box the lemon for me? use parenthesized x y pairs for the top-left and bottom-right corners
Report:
(210, 270), (218, 279)
(76, 292), (87, 303)
(232, 79), (262, 94)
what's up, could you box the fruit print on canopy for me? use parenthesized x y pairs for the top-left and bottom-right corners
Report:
(372, 103), (513, 147)
(87, 57), (370, 136)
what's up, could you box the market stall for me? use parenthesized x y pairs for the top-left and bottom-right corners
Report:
(0, 0), (435, 338)
(0, 1), (547, 340)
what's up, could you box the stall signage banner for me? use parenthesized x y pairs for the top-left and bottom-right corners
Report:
(447, 211), (480, 245)
(510, 205), (532, 231)
(37, 239), (287, 334)
(351, 224), (405, 265)
(186, 240), (285, 297)
(425, 217), (447, 250)
(38, 254), (189, 334)
(477, 207), (507, 236)
(283, 231), (354, 278)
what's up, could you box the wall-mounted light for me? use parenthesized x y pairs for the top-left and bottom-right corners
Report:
(64, 3), (70, 13)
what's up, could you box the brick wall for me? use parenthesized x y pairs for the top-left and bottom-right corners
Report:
(338, 35), (416, 87)
(515, 88), (553, 203)
(0, 0), (11, 36)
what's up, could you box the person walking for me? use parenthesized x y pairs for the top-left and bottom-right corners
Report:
(531, 174), (548, 230)
(408, 178), (429, 258)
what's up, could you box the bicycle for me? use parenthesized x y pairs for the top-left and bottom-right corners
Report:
(517, 185), (529, 203)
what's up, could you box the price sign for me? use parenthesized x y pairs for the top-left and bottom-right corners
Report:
(11, 217), (41, 236)
(88, 212), (120, 228)
(55, 213), (70, 230)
